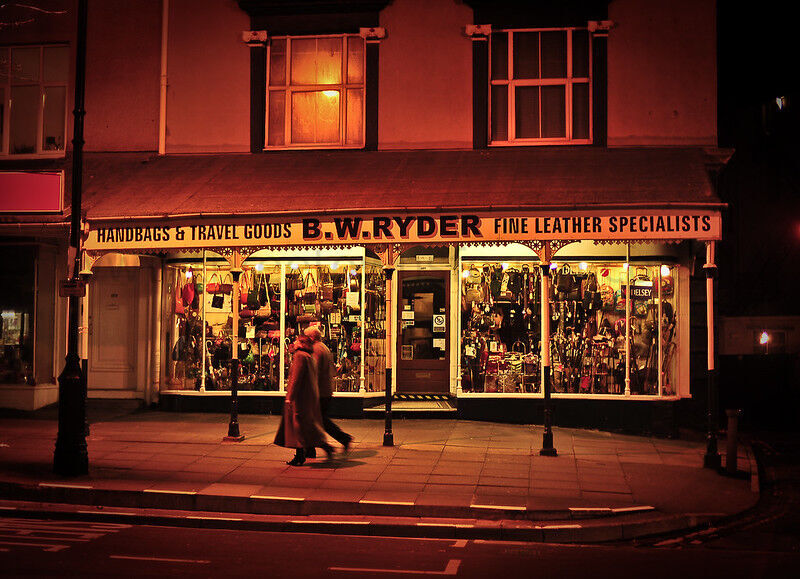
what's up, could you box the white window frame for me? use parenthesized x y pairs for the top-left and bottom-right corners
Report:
(489, 28), (592, 146)
(265, 33), (366, 150)
(1, 44), (69, 158)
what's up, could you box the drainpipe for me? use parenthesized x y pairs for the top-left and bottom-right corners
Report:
(703, 241), (720, 469)
(158, 0), (169, 155)
(149, 265), (163, 406)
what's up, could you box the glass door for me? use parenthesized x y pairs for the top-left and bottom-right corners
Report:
(396, 270), (450, 393)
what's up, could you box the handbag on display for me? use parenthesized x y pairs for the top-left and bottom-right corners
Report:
(239, 271), (251, 306)
(181, 275), (196, 310)
(583, 272), (602, 312)
(320, 268), (334, 301)
(174, 278), (185, 316)
(302, 271), (318, 304)
(206, 273), (221, 293)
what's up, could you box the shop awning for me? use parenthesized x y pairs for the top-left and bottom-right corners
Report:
(1, 147), (724, 221)
(2, 148), (727, 249)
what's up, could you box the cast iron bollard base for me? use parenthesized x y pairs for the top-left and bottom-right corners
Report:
(224, 359), (245, 442)
(539, 368), (557, 457)
(54, 352), (89, 476)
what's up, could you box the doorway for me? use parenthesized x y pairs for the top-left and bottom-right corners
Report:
(396, 270), (450, 393)
(88, 268), (139, 392)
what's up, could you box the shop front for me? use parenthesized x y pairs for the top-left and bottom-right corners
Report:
(83, 195), (721, 433)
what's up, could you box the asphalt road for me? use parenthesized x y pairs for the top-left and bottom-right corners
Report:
(1, 515), (799, 578)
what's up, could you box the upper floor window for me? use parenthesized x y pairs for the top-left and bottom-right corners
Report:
(266, 34), (365, 149)
(1, 45), (69, 157)
(490, 28), (591, 145)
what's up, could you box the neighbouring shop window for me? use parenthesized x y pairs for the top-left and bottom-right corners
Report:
(460, 260), (679, 396)
(0, 246), (35, 384)
(490, 28), (591, 145)
(1, 46), (69, 156)
(284, 263), (365, 392)
(266, 34), (365, 149)
(363, 264), (386, 392)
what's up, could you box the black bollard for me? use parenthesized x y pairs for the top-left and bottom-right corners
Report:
(225, 358), (245, 441)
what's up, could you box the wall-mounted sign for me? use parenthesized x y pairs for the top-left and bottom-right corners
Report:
(85, 209), (722, 252)
(0, 171), (64, 213)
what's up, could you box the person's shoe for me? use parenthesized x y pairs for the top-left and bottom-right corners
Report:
(287, 452), (305, 466)
(342, 435), (353, 455)
(322, 444), (334, 460)
(305, 448), (317, 459)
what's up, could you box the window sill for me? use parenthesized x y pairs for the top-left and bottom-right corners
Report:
(0, 152), (66, 160)
(262, 144), (364, 152)
(488, 140), (593, 147)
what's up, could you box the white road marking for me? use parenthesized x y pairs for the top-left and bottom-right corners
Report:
(416, 523), (474, 529)
(110, 555), (209, 564)
(0, 541), (68, 552)
(330, 558), (461, 575)
(289, 520), (370, 525)
(470, 504), (526, 511)
(535, 524), (581, 529)
(0, 533), (89, 542)
(77, 510), (136, 516)
(359, 500), (415, 506)
(38, 483), (93, 490)
(610, 505), (655, 514)
(0, 506), (17, 511)
(452, 540), (468, 548)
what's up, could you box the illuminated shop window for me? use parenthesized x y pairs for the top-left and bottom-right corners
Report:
(0, 45), (69, 156)
(266, 35), (365, 149)
(490, 28), (591, 145)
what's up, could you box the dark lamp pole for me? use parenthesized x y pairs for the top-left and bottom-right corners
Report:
(539, 263), (557, 457)
(54, 0), (89, 476)
(225, 267), (245, 442)
(382, 264), (395, 447)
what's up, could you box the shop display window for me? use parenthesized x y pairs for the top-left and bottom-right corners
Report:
(363, 264), (386, 392)
(460, 261), (542, 394)
(284, 263), (363, 392)
(460, 260), (679, 397)
(0, 246), (35, 384)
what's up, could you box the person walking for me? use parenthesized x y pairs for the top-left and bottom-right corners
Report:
(274, 332), (333, 466)
(304, 325), (353, 454)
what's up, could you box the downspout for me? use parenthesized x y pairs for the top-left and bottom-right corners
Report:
(158, 0), (169, 155)
(150, 265), (163, 406)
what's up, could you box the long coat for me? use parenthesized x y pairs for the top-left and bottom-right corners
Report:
(273, 336), (327, 449)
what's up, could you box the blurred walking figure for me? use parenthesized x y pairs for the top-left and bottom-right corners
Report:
(273, 332), (333, 466)
(305, 325), (353, 454)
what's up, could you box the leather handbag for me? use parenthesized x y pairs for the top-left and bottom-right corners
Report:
(206, 273), (221, 293)
(174, 279), (185, 316)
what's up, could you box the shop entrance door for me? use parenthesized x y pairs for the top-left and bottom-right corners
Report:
(88, 268), (138, 392)
(396, 270), (450, 393)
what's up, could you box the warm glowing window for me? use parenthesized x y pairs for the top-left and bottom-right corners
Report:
(266, 35), (364, 149)
(0, 45), (69, 156)
(490, 28), (591, 145)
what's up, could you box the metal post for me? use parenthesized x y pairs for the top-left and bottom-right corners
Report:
(703, 242), (720, 469)
(54, 0), (89, 476)
(225, 265), (245, 441)
(539, 262), (557, 456)
(382, 264), (395, 446)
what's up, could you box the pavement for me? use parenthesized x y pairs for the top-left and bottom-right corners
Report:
(0, 404), (759, 543)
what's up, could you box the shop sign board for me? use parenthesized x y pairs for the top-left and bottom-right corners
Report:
(59, 279), (86, 298)
(84, 209), (722, 252)
(0, 171), (64, 213)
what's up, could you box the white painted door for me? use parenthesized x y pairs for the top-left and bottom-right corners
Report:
(88, 268), (138, 391)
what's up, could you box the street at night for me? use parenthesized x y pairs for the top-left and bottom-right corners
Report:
(2, 0), (798, 577)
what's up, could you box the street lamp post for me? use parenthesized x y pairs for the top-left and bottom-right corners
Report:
(382, 264), (395, 446)
(539, 263), (557, 457)
(54, 0), (89, 477)
(225, 267), (245, 442)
